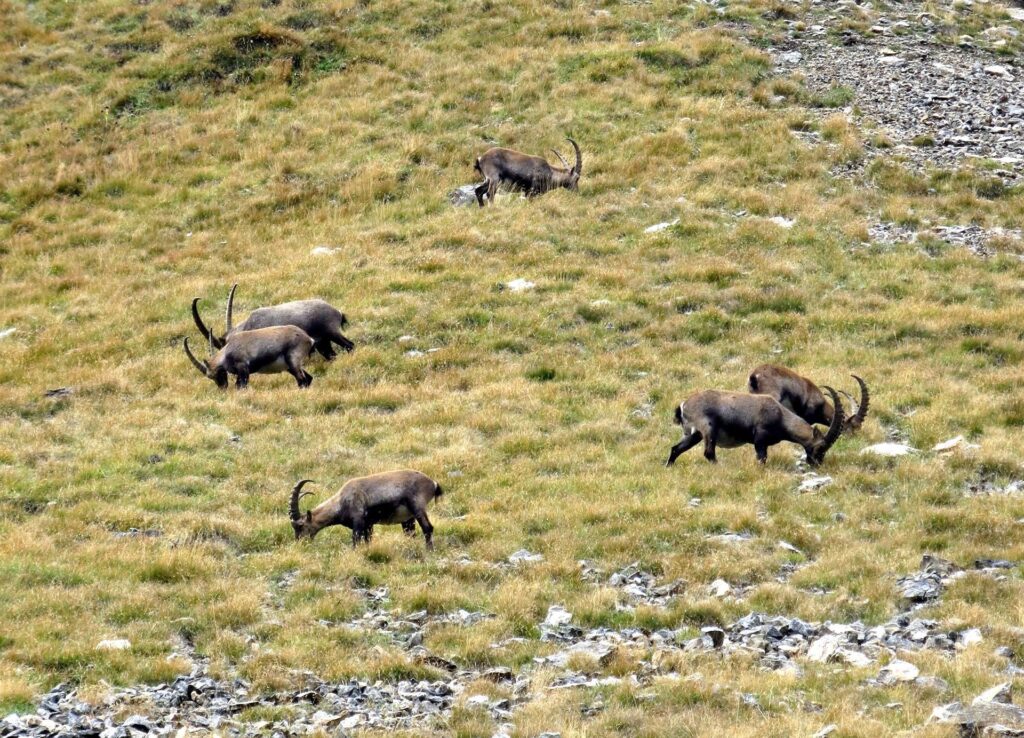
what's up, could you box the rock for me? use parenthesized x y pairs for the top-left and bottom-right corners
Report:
(932, 435), (965, 452)
(860, 443), (918, 457)
(1008, 8), (1024, 22)
(807, 635), (841, 663)
(466, 695), (491, 708)
(777, 540), (803, 555)
(898, 572), (942, 602)
(707, 579), (733, 598)
(0, 328), (16, 339)
(644, 219), (679, 234)
(974, 683), (1013, 706)
(45, 387), (73, 398)
(95, 639), (132, 651)
(836, 649), (872, 667)
(877, 659), (920, 685)
(767, 216), (795, 228)
(929, 701), (1024, 732)
(309, 246), (338, 256)
(813, 726), (838, 738)
(701, 627), (725, 648)
(449, 184), (479, 207)
(508, 549), (544, 565)
(958, 628), (984, 649)
(707, 532), (753, 544)
(984, 64), (1015, 81)
(798, 475), (833, 492)
(543, 605), (573, 628)
(504, 278), (535, 293)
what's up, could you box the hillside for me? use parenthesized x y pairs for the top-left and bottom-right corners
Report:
(2, 0), (1024, 735)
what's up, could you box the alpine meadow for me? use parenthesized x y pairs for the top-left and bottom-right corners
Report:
(2, 0), (1024, 736)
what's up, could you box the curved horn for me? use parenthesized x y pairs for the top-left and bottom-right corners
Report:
(819, 386), (844, 455)
(290, 479), (315, 521)
(225, 283), (237, 335)
(191, 298), (214, 344)
(550, 148), (570, 170)
(566, 137), (581, 175)
(846, 375), (870, 430)
(183, 337), (209, 376)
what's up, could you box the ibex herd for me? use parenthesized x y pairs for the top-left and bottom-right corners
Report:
(176, 138), (874, 551)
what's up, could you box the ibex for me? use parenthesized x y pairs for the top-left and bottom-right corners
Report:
(473, 138), (582, 207)
(666, 388), (844, 467)
(183, 325), (315, 389)
(192, 284), (354, 361)
(289, 470), (443, 550)
(748, 365), (869, 431)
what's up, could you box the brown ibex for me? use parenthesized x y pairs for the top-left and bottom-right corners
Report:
(192, 284), (354, 361)
(748, 365), (869, 431)
(183, 325), (315, 389)
(289, 471), (443, 549)
(473, 138), (582, 207)
(666, 388), (844, 467)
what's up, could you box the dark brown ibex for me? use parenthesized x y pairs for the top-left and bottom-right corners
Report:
(666, 388), (844, 467)
(748, 365), (869, 431)
(473, 138), (582, 207)
(183, 325), (315, 389)
(192, 284), (354, 361)
(289, 470), (443, 549)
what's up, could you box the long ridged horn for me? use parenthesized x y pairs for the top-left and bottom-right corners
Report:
(183, 337), (209, 376)
(845, 375), (870, 431)
(225, 283), (237, 336)
(567, 137), (581, 174)
(820, 386), (844, 454)
(290, 479), (315, 521)
(550, 148), (570, 170)
(191, 298), (214, 344)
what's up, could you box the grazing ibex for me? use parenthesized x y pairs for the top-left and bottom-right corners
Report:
(748, 365), (869, 431)
(192, 284), (354, 361)
(289, 470), (443, 549)
(473, 138), (582, 207)
(666, 388), (844, 467)
(183, 326), (315, 389)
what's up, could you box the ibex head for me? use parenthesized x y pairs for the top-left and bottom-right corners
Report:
(191, 284), (238, 350)
(808, 387), (844, 465)
(551, 138), (582, 191)
(290, 479), (317, 540)
(182, 336), (228, 389)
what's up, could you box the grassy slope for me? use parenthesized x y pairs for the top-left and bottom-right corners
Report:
(1, 0), (1023, 734)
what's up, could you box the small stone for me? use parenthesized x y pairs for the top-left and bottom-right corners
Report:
(973, 682), (1012, 705)
(466, 695), (491, 708)
(860, 443), (918, 457)
(0, 328), (16, 340)
(984, 64), (1015, 81)
(932, 436), (965, 452)
(958, 628), (984, 649)
(777, 540), (803, 555)
(543, 605), (573, 628)
(813, 726), (837, 738)
(644, 219), (679, 234)
(508, 549), (544, 565)
(798, 475), (832, 492)
(96, 639), (132, 651)
(807, 635), (841, 663)
(877, 659), (919, 685)
(707, 579), (732, 598)
(505, 278), (535, 293)
(310, 246), (338, 256)
(767, 215), (795, 228)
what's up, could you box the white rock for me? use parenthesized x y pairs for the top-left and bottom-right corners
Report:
(959, 628), (984, 648)
(928, 702), (963, 723)
(0, 328), (15, 340)
(860, 443), (918, 457)
(932, 436), (964, 452)
(878, 659), (919, 684)
(777, 540), (803, 555)
(543, 605), (573, 628)
(807, 634), (841, 663)
(466, 694), (491, 708)
(798, 475), (833, 492)
(984, 64), (1015, 81)
(310, 246), (339, 256)
(707, 579), (732, 597)
(405, 349), (425, 358)
(973, 682), (1012, 705)
(340, 714), (363, 729)
(397, 335), (414, 343)
(95, 639), (131, 651)
(508, 549), (544, 565)
(813, 726), (838, 738)
(1009, 8), (1024, 21)
(767, 216), (795, 228)
(505, 278), (535, 292)
(837, 648), (872, 667)
(644, 219), (679, 234)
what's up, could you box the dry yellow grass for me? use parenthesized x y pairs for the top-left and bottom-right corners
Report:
(1, 0), (1023, 734)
